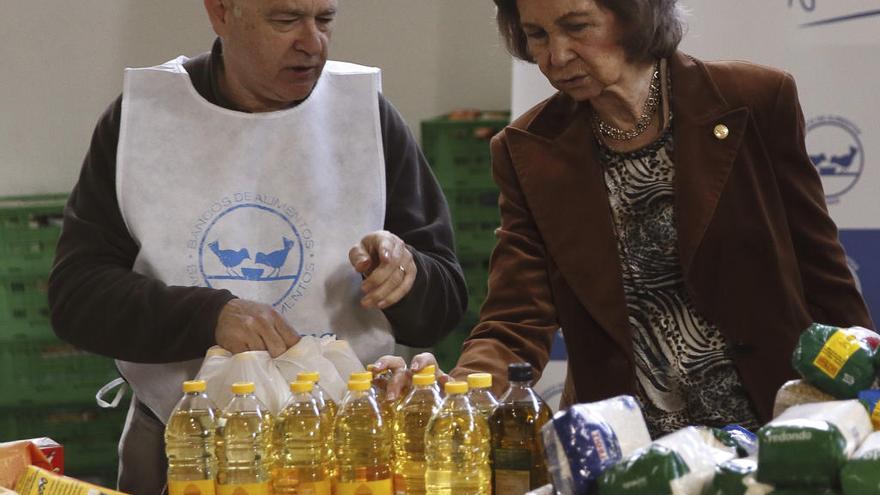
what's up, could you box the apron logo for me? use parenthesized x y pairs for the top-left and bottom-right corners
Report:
(190, 196), (315, 308)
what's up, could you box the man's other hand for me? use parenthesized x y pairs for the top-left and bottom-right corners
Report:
(349, 230), (417, 309)
(215, 299), (300, 357)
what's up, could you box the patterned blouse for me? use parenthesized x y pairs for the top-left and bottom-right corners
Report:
(598, 125), (760, 437)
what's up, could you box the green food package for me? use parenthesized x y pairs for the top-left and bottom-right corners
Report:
(840, 431), (880, 495)
(757, 401), (872, 488)
(598, 445), (689, 495)
(701, 458), (759, 495)
(791, 323), (880, 399)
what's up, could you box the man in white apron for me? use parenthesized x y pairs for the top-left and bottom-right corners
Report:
(48, 1), (467, 493)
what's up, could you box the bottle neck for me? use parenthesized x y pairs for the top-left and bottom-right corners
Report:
(503, 380), (538, 403)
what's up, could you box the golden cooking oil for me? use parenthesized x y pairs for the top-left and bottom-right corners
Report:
(466, 373), (499, 421)
(392, 372), (441, 494)
(333, 379), (393, 494)
(215, 382), (273, 495)
(272, 380), (331, 495)
(425, 381), (491, 495)
(296, 371), (337, 479)
(165, 380), (218, 495)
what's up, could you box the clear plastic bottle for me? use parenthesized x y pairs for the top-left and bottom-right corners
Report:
(165, 380), (218, 495)
(467, 373), (499, 421)
(413, 365), (439, 395)
(489, 363), (552, 493)
(425, 381), (491, 495)
(216, 382), (273, 495)
(273, 380), (331, 495)
(296, 371), (338, 420)
(296, 371), (338, 479)
(392, 373), (442, 494)
(334, 379), (393, 495)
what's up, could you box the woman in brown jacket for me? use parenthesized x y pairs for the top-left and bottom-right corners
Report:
(381, 0), (872, 436)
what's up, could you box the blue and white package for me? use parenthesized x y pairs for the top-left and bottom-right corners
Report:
(540, 395), (651, 495)
(721, 424), (759, 457)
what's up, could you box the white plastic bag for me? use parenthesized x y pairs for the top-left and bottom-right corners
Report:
(195, 336), (365, 413)
(274, 336), (348, 402)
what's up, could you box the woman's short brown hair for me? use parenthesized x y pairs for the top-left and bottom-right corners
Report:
(494, 0), (685, 63)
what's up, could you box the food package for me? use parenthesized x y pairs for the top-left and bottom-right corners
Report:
(599, 426), (737, 495)
(840, 431), (880, 495)
(541, 395), (651, 495)
(715, 426), (759, 458)
(857, 390), (880, 430)
(773, 380), (837, 418)
(701, 458), (774, 495)
(598, 444), (689, 495)
(757, 400), (873, 488)
(791, 323), (880, 399)
(0, 439), (61, 489)
(15, 465), (128, 495)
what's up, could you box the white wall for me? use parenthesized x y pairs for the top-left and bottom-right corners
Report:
(0, 0), (511, 197)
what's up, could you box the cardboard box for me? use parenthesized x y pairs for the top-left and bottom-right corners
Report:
(15, 466), (128, 495)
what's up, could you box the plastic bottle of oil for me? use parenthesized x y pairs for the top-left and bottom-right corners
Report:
(165, 380), (218, 495)
(272, 380), (331, 495)
(392, 372), (442, 494)
(296, 371), (338, 420)
(216, 382), (273, 495)
(425, 381), (491, 495)
(466, 373), (499, 421)
(413, 365), (439, 394)
(296, 371), (338, 479)
(334, 379), (393, 495)
(489, 363), (552, 493)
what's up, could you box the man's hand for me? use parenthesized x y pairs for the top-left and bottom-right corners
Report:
(215, 299), (300, 357)
(349, 230), (417, 309)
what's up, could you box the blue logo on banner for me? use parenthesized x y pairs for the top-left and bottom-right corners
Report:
(199, 203), (305, 306)
(805, 115), (864, 203)
(788, 1), (880, 27)
(839, 230), (880, 324)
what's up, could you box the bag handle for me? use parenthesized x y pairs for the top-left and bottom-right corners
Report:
(96, 377), (128, 408)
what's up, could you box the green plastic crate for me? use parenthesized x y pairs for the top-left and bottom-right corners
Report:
(0, 274), (51, 326)
(422, 112), (509, 189)
(0, 339), (120, 407)
(0, 195), (66, 277)
(0, 402), (127, 485)
(448, 187), (500, 254)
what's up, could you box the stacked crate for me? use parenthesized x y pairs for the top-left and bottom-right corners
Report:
(0, 195), (125, 486)
(421, 111), (510, 370)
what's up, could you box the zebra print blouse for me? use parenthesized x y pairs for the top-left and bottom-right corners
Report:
(598, 126), (760, 437)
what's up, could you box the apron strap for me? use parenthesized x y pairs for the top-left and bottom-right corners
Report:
(96, 377), (129, 408)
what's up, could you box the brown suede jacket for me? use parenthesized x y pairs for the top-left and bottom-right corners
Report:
(451, 51), (873, 425)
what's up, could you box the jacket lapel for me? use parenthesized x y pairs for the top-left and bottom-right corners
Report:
(506, 104), (632, 354)
(670, 52), (749, 275)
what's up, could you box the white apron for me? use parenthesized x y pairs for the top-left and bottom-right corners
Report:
(115, 56), (393, 422)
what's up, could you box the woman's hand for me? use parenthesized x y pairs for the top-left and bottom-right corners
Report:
(373, 352), (451, 401)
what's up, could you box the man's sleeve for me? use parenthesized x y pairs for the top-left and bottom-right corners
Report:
(47, 96), (236, 363)
(377, 95), (467, 347)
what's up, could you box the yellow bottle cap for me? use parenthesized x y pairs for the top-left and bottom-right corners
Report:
(413, 373), (436, 386)
(467, 373), (492, 389)
(182, 380), (206, 393)
(290, 380), (314, 393)
(445, 381), (468, 395)
(350, 371), (373, 382)
(367, 363), (376, 371)
(231, 382), (255, 395)
(348, 379), (371, 392)
(297, 371), (320, 383)
(414, 364), (436, 376)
